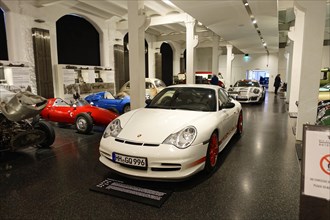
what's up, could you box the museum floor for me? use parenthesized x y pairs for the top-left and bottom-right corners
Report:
(0, 92), (302, 220)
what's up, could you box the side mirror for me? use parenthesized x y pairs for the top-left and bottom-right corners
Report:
(222, 102), (235, 109)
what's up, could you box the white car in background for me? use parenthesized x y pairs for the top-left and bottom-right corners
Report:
(119, 78), (166, 99)
(99, 84), (243, 180)
(227, 79), (265, 104)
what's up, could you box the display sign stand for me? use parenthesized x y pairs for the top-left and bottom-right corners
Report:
(300, 124), (330, 220)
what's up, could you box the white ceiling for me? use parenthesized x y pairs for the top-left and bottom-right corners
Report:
(31, 0), (330, 55)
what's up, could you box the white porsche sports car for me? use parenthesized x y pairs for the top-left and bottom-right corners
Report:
(99, 84), (243, 180)
(228, 79), (265, 103)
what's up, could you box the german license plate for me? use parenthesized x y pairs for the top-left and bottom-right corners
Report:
(112, 152), (147, 168)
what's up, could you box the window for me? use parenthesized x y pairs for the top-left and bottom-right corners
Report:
(218, 89), (229, 106)
(0, 8), (8, 60)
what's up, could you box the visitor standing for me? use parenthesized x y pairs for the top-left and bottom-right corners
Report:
(274, 74), (281, 95)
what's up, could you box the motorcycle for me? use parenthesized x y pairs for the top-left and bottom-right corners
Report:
(0, 87), (55, 152)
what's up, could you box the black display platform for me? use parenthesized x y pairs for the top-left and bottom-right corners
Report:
(90, 176), (172, 208)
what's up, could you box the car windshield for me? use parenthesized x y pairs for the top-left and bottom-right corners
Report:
(154, 79), (166, 88)
(75, 99), (90, 107)
(234, 81), (260, 87)
(104, 91), (115, 99)
(147, 87), (216, 112)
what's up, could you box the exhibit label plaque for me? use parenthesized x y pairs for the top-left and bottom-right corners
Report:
(302, 124), (330, 200)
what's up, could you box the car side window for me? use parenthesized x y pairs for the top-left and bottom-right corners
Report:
(218, 89), (229, 107)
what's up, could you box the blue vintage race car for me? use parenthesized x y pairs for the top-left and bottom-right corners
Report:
(85, 91), (130, 114)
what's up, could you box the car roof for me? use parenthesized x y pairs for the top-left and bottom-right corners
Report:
(167, 84), (219, 90)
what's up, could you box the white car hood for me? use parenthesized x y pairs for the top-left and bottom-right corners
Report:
(117, 108), (208, 144)
(232, 87), (250, 92)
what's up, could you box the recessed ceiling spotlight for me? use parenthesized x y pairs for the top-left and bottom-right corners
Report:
(252, 19), (257, 24)
(245, 2), (249, 6)
(263, 42), (267, 46)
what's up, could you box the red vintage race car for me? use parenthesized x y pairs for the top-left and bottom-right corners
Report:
(40, 98), (118, 134)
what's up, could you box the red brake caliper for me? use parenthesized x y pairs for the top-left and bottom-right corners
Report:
(238, 112), (243, 133)
(210, 134), (219, 166)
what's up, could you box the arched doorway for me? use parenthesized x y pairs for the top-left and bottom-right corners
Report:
(56, 14), (100, 65)
(0, 8), (8, 60)
(160, 43), (173, 86)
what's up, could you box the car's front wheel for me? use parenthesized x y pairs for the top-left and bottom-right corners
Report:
(123, 104), (131, 113)
(75, 113), (93, 134)
(204, 131), (219, 173)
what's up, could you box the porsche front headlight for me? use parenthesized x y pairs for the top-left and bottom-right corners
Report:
(103, 119), (122, 138)
(253, 88), (260, 94)
(163, 126), (197, 149)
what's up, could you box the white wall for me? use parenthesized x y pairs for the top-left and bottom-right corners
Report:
(196, 47), (212, 71)
(218, 53), (279, 91)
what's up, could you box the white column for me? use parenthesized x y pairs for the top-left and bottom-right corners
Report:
(128, 0), (148, 109)
(99, 29), (110, 67)
(284, 42), (293, 103)
(168, 41), (181, 78)
(5, 11), (20, 61)
(212, 35), (219, 76)
(295, 0), (326, 140)
(226, 45), (234, 86)
(287, 7), (304, 114)
(147, 39), (155, 79)
(185, 16), (198, 84)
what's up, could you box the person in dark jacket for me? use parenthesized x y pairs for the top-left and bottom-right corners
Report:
(274, 74), (281, 95)
(210, 74), (219, 86)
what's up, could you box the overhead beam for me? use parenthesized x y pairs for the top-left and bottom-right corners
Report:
(78, 0), (127, 18)
(117, 13), (188, 30)
(34, 0), (63, 7)
(157, 30), (215, 42)
(150, 13), (187, 26)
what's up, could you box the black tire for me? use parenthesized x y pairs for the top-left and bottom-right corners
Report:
(235, 110), (243, 137)
(75, 112), (93, 134)
(34, 121), (55, 147)
(204, 131), (219, 173)
(123, 104), (131, 113)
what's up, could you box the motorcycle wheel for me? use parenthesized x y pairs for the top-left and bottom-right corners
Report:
(34, 121), (56, 147)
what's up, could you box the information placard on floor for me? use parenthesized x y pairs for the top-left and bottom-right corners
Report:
(90, 176), (172, 207)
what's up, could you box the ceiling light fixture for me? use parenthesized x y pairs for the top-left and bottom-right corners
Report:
(242, 0), (269, 55)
